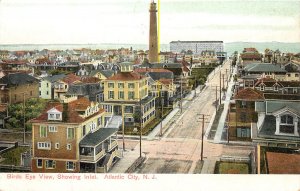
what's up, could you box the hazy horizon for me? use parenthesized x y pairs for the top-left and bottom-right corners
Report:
(0, 0), (299, 44)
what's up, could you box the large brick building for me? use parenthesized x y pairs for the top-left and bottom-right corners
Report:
(31, 97), (120, 173)
(0, 73), (39, 104)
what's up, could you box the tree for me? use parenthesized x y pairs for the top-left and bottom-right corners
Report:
(6, 98), (47, 130)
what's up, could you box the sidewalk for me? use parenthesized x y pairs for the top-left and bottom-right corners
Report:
(109, 144), (144, 173)
(110, 87), (199, 173)
(201, 158), (217, 174)
(213, 67), (236, 143)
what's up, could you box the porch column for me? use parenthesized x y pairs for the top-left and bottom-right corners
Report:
(275, 116), (280, 135)
(294, 117), (299, 136)
(95, 163), (97, 173)
(93, 147), (96, 161)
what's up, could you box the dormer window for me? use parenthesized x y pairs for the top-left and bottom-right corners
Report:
(47, 108), (62, 121)
(260, 85), (265, 91)
(279, 114), (294, 134)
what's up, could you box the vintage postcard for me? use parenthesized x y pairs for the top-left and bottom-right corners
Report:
(0, 0), (300, 190)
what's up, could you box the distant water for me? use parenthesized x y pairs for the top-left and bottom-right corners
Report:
(1, 42), (300, 55)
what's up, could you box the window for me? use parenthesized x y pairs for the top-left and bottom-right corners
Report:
(108, 82), (114, 88)
(118, 83), (124, 88)
(65, 85), (67, 89)
(97, 117), (102, 127)
(45, 160), (56, 169)
(67, 144), (72, 150)
(280, 114), (294, 134)
(128, 91), (134, 100)
(260, 85), (264, 91)
(67, 128), (75, 139)
(55, 143), (60, 149)
(109, 91), (114, 99)
(274, 86), (278, 91)
(66, 161), (76, 171)
(46, 83), (49, 87)
(37, 142), (51, 150)
(48, 126), (57, 132)
(56, 114), (60, 120)
(37, 159), (43, 168)
(40, 126), (47, 137)
(125, 106), (134, 113)
(128, 83), (135, 89)
(240, 112), (246, 122)
(46, 91), (49, 95)
(118, 91), (124, 99)
(90, 122), (96, 132)
(241, 101), (247, 108)
(237, 128), (251, 138)
(39, 91), (41, 96)
(295, 74), (299, 77)
(83, 125), (87, 136)
(281, 115), (293, 124)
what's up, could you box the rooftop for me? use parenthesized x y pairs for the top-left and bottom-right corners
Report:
(107, 71), (144, 81)
(80, 128), (118, 147)
(266, 152), (300, 174)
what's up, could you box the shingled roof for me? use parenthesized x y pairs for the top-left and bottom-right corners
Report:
(235, 88), (264, 101)
(107, 71), (144, 81)
(32, 97), (104, 123)
(0, 73), (38, 87)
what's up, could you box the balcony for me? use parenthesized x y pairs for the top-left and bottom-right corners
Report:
(107, 140), (118, 152)
(80, 149), (105, 163)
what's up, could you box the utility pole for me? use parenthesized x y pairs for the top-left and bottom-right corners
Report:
(180, 75), (183, 113)
(215, 86), (218, 112)
(225, 69), (229, 89)
(122, 104), (125, 151)
(198, 114), (209, 161)
(219, 72), (222, 105)
(23, 93), (26, 144)
(160, 97), (163, 137)
(222, 74), (225, 91)
(139, 98), (142, 158)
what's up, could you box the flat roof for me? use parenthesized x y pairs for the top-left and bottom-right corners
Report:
(170, 41), (223, 43)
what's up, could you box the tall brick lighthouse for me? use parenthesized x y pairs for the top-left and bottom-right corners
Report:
(148, 0), (159, 63)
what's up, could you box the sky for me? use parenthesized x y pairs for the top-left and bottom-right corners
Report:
(0, 0), (299, 44)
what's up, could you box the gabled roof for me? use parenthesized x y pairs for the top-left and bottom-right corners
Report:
(235, 88), (264, 101)
(0, 73), (38, 87)
(61, 73), (81, 84)
(107, 71), (144, 81)
(244, 63), (286, 73)
(32, 97), (104, 123)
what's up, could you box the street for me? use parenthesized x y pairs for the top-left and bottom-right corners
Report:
(127, 60), (254, 174)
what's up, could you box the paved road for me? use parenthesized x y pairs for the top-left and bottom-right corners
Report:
(135, 60), (246, 174)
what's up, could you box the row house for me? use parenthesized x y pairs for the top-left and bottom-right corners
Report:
(254, 79), (300, 95)
(0, 73), (39, 104)
(101, 65), (155, 129)
(31, 97), (120, 173)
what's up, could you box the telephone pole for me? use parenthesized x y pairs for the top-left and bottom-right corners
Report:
(23, 93), (26, 144)
(139, 98), (142, 158)
(197, 114), (209, 161)
(219, 72), (222, 105)
(122, 104), (125, 151)
(180, 75), (183, 113)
